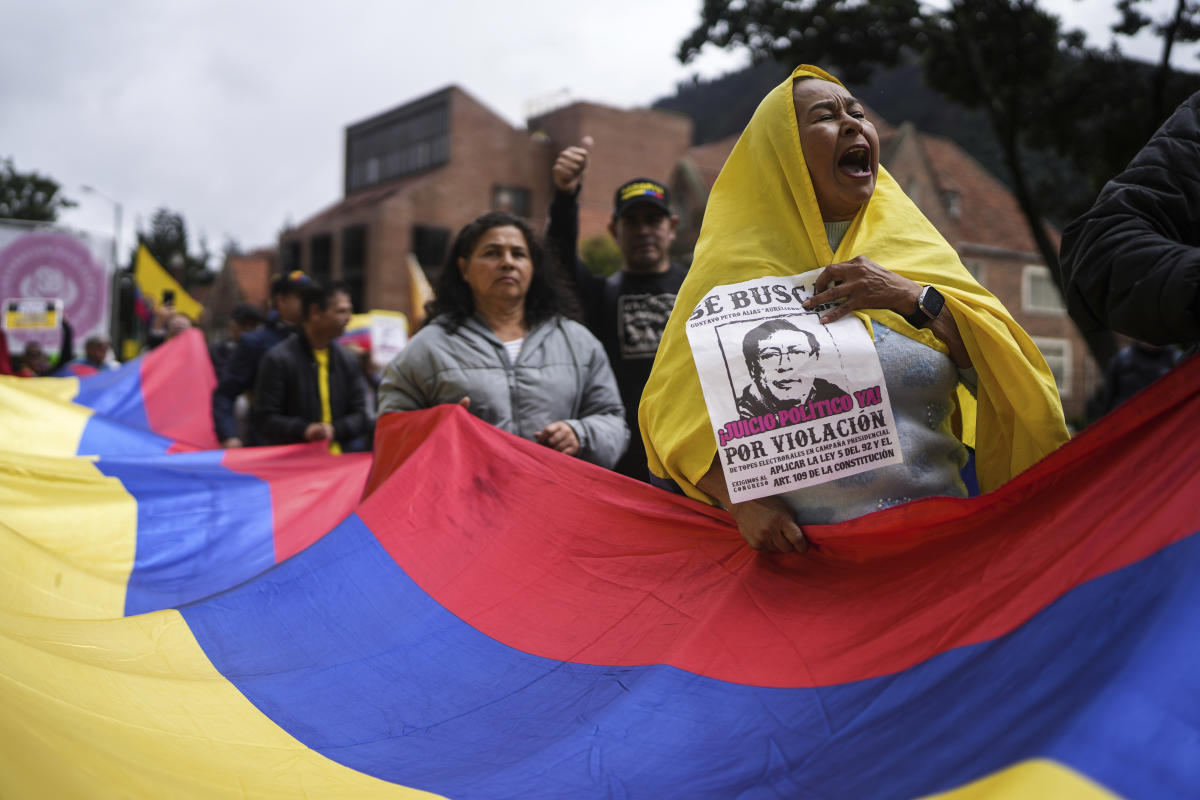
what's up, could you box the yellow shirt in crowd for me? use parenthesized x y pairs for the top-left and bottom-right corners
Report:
(313, 348), (342, 455)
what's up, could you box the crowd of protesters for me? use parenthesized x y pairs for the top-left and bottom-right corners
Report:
(4, 71), (1196, 550)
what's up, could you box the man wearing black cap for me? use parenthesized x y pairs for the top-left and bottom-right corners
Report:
(548, 138), (687, 482)
(212, 270), (309, 447)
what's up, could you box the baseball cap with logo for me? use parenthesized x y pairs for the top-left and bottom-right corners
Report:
(612, 178), (671, 220)
(269, 270), (311, 296)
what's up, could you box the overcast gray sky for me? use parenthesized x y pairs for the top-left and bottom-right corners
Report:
(2, 0), (1194, 262)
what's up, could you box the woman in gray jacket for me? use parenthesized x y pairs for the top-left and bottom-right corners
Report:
(377, 212), (629, 468)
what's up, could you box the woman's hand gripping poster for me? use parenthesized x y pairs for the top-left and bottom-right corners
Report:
(687, 270), (903, 503)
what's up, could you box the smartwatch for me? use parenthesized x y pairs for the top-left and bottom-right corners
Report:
(904, 285), (945, 328)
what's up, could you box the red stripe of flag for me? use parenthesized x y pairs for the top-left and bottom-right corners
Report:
(358, 355), (1200, 688)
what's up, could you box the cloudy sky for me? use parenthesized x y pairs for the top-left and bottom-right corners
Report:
(2, 0), (1195, 262)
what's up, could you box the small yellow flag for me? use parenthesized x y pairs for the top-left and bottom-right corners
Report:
(133, 245), (203, 321)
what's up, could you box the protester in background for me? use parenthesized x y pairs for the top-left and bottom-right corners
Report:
(144, 291), (177, 350)
(1088, 341), (1184, 420)
(378, 211), (628, 468)
(33, 316), (75, 374)
(213, 271), (308, 447)
(547, 140), (686, 482)
(147, 311), (194, 349)
(68, 335), (115, 373)
(15, 341), (51, 377)
(56, 317), (74, 371)
(642, 65), (1069, 553)
(164, 312), (193, 341)
(253, 280), (369, 453)
(7, 321), (72, 376)
(1058, 91), (1200, 348)
(210, 303), (265, 377)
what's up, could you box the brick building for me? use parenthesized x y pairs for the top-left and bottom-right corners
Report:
(204, 249), (276, 333)
(879, 122), (1100, 422)
(275, 84), (1096, 421)
(278, 86), (693, 319)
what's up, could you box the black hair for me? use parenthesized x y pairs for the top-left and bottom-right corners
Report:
(231, 304), (264, 326)
(300, 280), (350, 319)
(426, 211), (577, 331)
(742, 318), (819, 378)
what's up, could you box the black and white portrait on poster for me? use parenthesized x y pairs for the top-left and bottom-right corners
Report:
(734, 316), (849, 419)
(686, 270), (904, 503)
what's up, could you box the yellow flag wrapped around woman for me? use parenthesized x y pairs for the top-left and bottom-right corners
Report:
(640, 65), (1068, 522)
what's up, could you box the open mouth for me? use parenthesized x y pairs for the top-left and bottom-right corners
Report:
(838, 146), (872, 178)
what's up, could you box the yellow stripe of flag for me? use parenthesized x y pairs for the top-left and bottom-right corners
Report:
(0, 375), (88, 457)
(0, 452), (136, 619)
(923, 758), (1118, 799)
(134, 245), (204, 321)
(0, 607), (440, 798)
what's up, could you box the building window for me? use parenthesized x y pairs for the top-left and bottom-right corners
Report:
(1022, 265), (1066, 315)
(963, 258), (986, 285)
(491, 185), (531, 218)
(1033, 336), (1072, 398)
(310, 234), (333, 284)
(281, 240), (302, 273)
(412, 224), (451, 274)
(345, 95), (451, 195)
(342, 225), (367, 311)
(942, 190), (961, 218)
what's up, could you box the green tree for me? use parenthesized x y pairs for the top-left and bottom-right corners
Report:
(139, 207), (215, 288)
(1114, 0), (1200, 129)
(918, 1), (1069, 318)
(580, 234), (623, 277)
(678, 0), (921, 84)
(0, 157), (76, 221)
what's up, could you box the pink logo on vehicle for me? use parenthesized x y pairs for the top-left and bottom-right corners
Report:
(0, 232), (105, 332)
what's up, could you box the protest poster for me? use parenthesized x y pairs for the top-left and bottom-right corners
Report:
(685, 270), (903, 503)
(3, 297), (64, 353)
(368, 310), (408, 374)
(0, 224), (113, 357)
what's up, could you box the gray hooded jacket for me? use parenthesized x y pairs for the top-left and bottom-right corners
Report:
(377, 314), (629, 468)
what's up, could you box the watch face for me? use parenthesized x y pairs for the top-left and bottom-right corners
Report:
(921, 286), (945, 318)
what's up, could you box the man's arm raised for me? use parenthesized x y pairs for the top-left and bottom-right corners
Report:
(546, 137), (603, 300)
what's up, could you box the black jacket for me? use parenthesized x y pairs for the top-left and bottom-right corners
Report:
(252, 333), (369, 448)
(1088, 343), (1183, 419)
(1058, 91), (1200, 345)
(212, 314), (295, 442)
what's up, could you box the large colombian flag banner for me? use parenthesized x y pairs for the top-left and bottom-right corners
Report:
(0, 328), (372, 619)
(2, 341), (1198, 796)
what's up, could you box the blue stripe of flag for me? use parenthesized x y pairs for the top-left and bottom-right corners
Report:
(96, 451), (277, 615)
(182, 514), (1200, 799)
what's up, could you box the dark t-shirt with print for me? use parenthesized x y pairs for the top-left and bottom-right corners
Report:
(547, 189), (687, 481)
